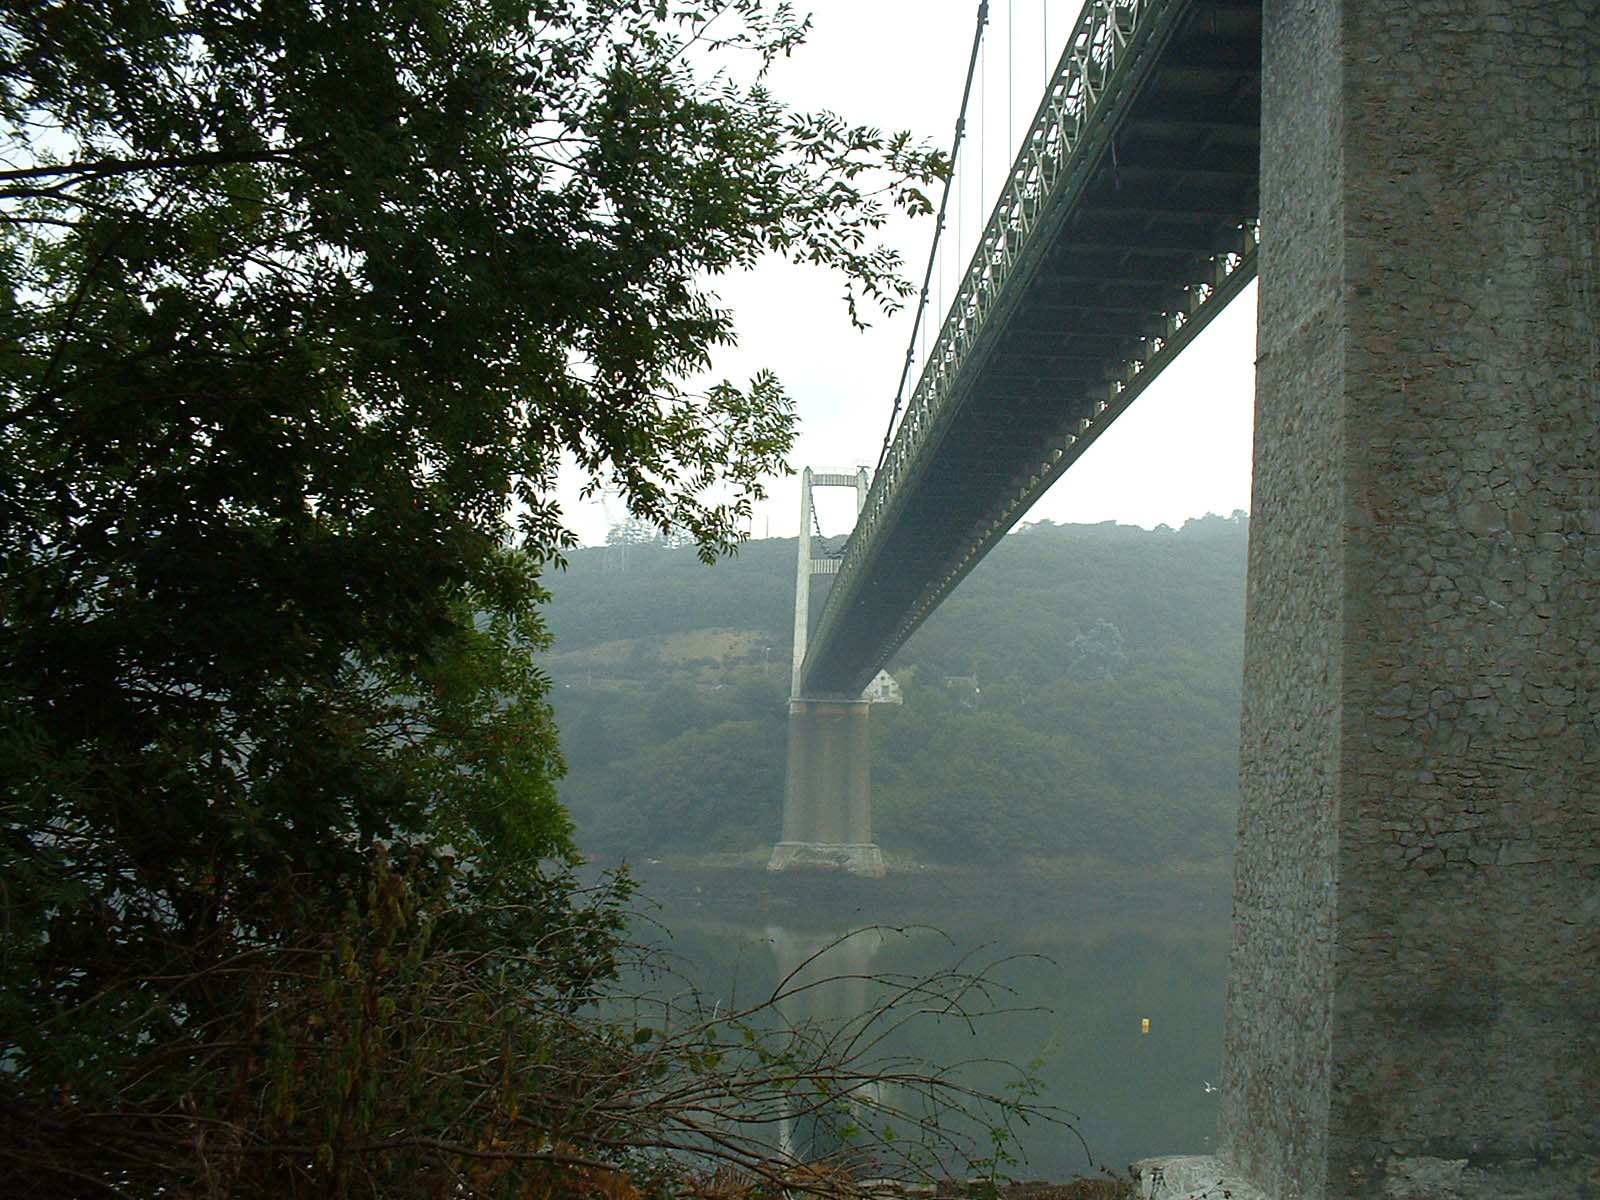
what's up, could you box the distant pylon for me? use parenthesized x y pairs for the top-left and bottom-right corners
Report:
(771, 465), (883, 878)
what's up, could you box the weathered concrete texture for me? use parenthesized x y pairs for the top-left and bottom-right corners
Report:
(1222, 0), (1347, 1189)
(1373, 1154), (1600, 1200)
(768, 700), (884, 877)
(1225, 1), (1600, 1197)
(1132, 1155), (1269, 1200)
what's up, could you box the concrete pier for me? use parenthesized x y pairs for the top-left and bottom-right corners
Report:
(768, 699), (884, 877)
(1224, 0), (1600, 1196)
(771, 466), (886, 877)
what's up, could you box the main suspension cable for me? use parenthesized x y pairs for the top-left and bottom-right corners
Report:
(875, 1), (991, 475)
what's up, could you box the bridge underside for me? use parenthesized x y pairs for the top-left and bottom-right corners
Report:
(803, 0), (1261, 697)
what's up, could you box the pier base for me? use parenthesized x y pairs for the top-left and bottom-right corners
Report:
(1131, 1157), (1265, 1200)
(766, 840), (884, 876)
(1132, 1153), (1600, 1200)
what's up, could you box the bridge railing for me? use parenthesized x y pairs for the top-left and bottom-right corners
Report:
(804, 0), (1258, 693)
(853, 0), (1158, 557)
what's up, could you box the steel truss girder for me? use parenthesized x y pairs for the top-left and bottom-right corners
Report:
(801, 0), (1262, 698)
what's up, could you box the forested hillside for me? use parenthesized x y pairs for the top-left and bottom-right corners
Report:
(544, 514), (1249, 867)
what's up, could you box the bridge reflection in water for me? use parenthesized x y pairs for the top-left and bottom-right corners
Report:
(764, 925), (887, 1167)
(639, 869), (1231, 1180)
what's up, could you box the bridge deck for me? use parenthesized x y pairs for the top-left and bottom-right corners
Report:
(802, 0), (1262, 698)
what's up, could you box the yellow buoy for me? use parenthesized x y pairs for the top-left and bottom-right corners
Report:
(1141, 1018), (1151, 1035)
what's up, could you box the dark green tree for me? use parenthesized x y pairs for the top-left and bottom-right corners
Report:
(0, 0), (945, 1193)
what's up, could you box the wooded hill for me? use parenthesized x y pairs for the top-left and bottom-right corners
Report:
(543, 514), (1249, 868)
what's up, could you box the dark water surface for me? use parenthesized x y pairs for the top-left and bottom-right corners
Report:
(623, 863), (1232, 1181)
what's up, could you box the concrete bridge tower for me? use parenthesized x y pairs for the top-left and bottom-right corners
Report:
(1216, 1), (1600, 1196)
(767, 467), (886, 876)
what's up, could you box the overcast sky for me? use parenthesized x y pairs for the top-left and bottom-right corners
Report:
(566, 0), (1257, 544)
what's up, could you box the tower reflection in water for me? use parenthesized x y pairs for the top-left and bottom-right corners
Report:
(763, 923), (887, 1167)
(642, 869), (1230, 1179)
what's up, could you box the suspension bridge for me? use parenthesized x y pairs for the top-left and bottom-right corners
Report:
(769, 0), (1599, 1196)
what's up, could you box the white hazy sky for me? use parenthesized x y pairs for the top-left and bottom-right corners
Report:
(564, 0), (1258, 545)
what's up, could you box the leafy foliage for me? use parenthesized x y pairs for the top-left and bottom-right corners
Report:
(0, 0), (948, 1194)
(4, 853), (637, 1197)
(7, 854), (1063, 1198)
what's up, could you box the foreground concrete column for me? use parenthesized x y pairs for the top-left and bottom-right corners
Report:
(768, 699), (884, 876)
(1223, 2), (1600, 1197)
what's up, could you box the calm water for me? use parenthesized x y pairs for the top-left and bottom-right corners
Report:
(621, 863), (1232, 1181)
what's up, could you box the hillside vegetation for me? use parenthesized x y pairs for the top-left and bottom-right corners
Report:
(545, 515), (1249, 867)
